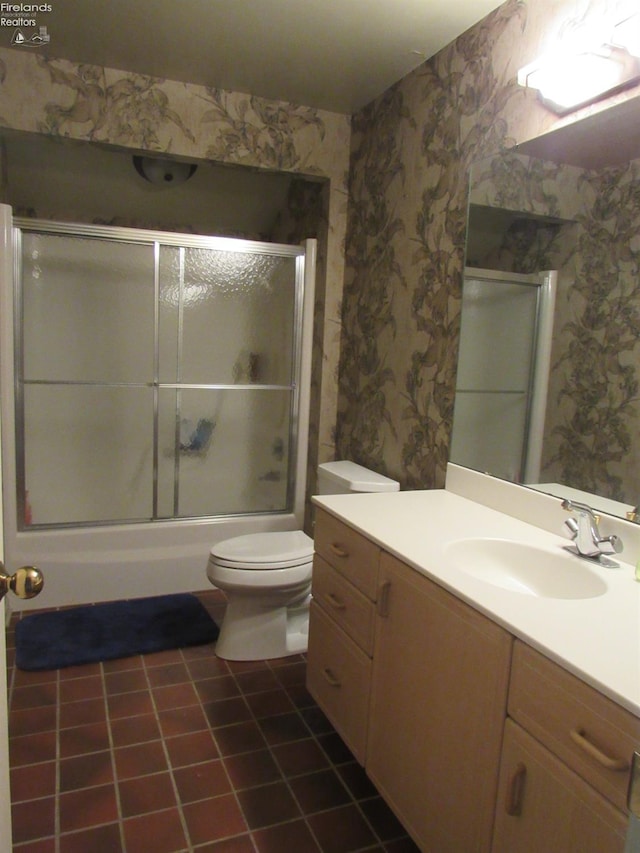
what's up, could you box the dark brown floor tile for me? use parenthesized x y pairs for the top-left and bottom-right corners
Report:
(285, 682), (316, 709)
(271, 660), (307, 687)
(145, 661), (190, 687)
(196, 674), (241, 703)
(12, 836), (56, 853)
(59, 822), (122, 853)
(118, 771), (177, 817)
(11, 682), (57, 711)
(59, 674), (104, 704)
(181, 643), (226, 664)
(10, 730), (57, 767)
(258, 711), (310, 746)
(59, 697), (106, 729)
(301, 705), (335, 734)
(244, 687), (295, 719)
(203, 696), (251, 728)
(102, 654), (144, 673)
(223, 749), (283, 790)
(60, 750), (114, 792)
(12, 668), (57, 687)
(11, 795), (56, 844)
(236, 781), (301, 829)
(165, 729), (220, 768)
(234, 668), (280, 694)
(253, 818), (321, 852)
(307, 804), (377, 853)
(104, 668), (149, 695)
(110, 712), (161, 747)
(152, 680), (199, 711)
(114, 739), (169, 779)
(59, 662), (102, 680)
(272, 738), (330, 778)
(336, 761), (379, 800)
(194, 835), (255, 853)
(185, 654), (228, 679)
(143, 647), (185, 667)
(183, 793), (248, 845)
(225, 659), (270, 674)
(317, 732), (356, 765)
(173, 758), (231, 803)
(58, 783), (119, 834)
(10, 761), (56, 802)
(213, 720), (267, 755)
(123, 807), (187, 853)
(289, 768), (351, 814)
(59, 720), (111, 758)
(107, 688), (154, 719)
(9, 704), (57, 737)
(157, 703), (209, 737)
(360, 796), (409, 841)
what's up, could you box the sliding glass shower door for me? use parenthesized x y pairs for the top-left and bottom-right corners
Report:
(16, 222), (311, 528)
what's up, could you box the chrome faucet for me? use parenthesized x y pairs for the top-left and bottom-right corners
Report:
(561, 499), (623, 566)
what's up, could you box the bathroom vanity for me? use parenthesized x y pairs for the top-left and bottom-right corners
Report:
(307, 467), (640, 852)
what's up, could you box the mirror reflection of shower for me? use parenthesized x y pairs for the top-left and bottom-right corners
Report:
(450, 267), (556, 483)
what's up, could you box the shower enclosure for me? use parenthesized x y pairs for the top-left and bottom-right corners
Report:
(0, 205), (316, 607)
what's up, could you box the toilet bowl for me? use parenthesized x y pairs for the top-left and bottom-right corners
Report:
(207, 461), (399, 661)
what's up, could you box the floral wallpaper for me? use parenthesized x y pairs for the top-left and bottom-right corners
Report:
(0, 46), (351, 513)
(337, 0), (640, 492)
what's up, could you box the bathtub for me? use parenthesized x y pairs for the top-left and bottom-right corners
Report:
(7, 512), (300, 611)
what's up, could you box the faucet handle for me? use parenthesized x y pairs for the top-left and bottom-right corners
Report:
(598, 534), (623, 555)
(563, 517), (579, 540)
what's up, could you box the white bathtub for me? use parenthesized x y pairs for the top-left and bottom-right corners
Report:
(8, 512), (300, 611)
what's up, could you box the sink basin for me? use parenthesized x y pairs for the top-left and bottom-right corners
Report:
(444, 538), (608, 599)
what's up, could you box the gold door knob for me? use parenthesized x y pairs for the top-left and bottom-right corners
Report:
(0, 563), (44, 601)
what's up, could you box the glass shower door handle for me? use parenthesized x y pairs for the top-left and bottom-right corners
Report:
(0, 562), (44, 601)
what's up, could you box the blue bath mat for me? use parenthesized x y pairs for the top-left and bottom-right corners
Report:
(15, 593), (219, 671)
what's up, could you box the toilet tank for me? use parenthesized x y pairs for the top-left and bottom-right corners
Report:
(317, 461), (400, 495)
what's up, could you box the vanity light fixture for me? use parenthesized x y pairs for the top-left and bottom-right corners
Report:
(518, 13), (640, 114)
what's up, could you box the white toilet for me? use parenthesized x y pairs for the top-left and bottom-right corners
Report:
(207, 461), (399, 660)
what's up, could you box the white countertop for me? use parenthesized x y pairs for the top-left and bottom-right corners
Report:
(312, 488), (640, 717)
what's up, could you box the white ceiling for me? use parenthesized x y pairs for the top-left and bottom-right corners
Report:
(16, 0), (505, 114)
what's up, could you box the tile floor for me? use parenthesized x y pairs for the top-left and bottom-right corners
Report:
(5, 590), (419, 853)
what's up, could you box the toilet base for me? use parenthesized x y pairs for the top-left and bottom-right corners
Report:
(215, 592), (311, 661)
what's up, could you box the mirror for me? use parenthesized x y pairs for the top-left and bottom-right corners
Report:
(452, 97), (640, 521)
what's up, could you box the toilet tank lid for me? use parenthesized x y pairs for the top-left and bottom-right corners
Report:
(210, 530), (314, 564)
(318, 461), (400, 492)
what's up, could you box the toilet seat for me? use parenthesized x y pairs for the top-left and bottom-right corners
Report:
(209, 531), (313, 571)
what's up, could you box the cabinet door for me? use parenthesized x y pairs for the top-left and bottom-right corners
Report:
(367, 553), (512, 852)
(493, 720), (627, 853)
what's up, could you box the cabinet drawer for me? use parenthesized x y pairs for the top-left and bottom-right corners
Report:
(306, 600), (371, 764)
(509, 641), (640, 812)
(312, 555), (376, 655)
(314, 508), (380, 599)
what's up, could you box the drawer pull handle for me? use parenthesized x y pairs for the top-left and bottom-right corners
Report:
(323, 668), (341, 688)
(570, 728), (629, 771)
(377, 580), (391, 617)
(505, 762), (527, 816)
(329, 543), (349, 559)
(325, 592), (346, 610)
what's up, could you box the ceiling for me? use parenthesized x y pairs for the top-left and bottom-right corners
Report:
(8, 0), (504, 114)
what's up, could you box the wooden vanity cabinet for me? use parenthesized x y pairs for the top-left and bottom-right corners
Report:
(492, 641), (639, 853)
(367, 552), (512, 852)
(306, 509), (380, 763)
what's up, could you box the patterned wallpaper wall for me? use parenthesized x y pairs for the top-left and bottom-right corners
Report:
(0, 47), (351, 506)
(337, 0), (640, 491)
